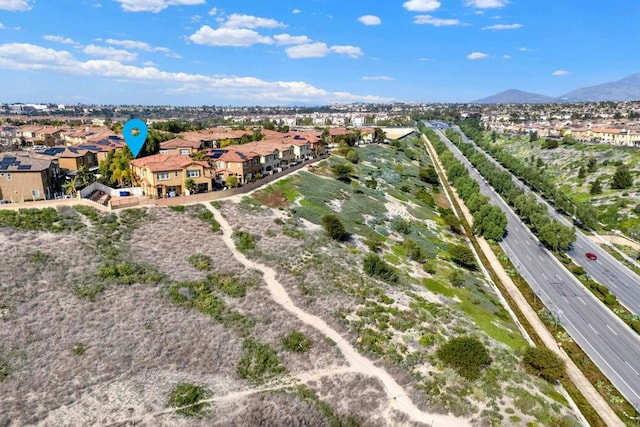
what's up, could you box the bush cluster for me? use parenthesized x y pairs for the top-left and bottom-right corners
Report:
(436, 336), (491, 380)
(363, 253), (399, 284)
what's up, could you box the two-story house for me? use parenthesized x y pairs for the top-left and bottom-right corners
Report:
(37, 146), (100, 172)
(207, 149), (262, 186)
(0, 152), (60, 202)
(130, 154), (213, 198)
(159, 138), (203, 155)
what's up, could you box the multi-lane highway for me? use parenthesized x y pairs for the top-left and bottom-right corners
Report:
(453, 126), (640, 317)
(427, 123), (640, 410)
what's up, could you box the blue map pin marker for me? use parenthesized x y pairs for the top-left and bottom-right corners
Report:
(122, 119), (148, 158)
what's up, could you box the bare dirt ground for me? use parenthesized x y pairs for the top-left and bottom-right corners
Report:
(0, 207), (441, 427)
(204, 203), (470, 427)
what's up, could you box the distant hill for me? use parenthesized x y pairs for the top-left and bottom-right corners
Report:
(472, 72), (640, 104)
(559, 72), (640, 102)
(472, 89), (557, 104)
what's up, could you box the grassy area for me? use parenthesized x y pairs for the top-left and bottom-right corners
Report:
(230, 135), (581, 425)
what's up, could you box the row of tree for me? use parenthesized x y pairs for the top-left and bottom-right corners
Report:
(421, 126), (508, 241)
(446, 123), (576, 251)
(459, 117), (629, 230)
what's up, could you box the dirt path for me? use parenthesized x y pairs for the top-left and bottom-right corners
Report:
(203, 203), (470, 427)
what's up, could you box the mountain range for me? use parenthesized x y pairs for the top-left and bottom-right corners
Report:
(472, 72), (640, 104)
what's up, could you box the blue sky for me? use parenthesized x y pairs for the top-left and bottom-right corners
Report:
(0, 0), (638, 105)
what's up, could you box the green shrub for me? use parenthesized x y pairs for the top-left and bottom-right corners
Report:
(72, 342), (85, 356)
(391, 217), (412, 234)
(436, 336), (491, 380)
(522, 346), (566, 382)
(604, 294), (617, 306)
(450, 270), (465, 287)
(404, 238), (426, 263)
(236, 339), (286, 384)
(167, 382), (212, 417)
(169, 205), (186, 213)
(449, 244), (477, 270)
(98, 262), (164, 285)
(188, 254), (213, 271)
(281, 331), (312, 353)
(209, 274), (248, 298)
(74, 283), (105, 301)
(232, 231), (257, 252)
(0, 357), (9, 382)
(321, 214), (350, 241)
(363, 253), (399, 284)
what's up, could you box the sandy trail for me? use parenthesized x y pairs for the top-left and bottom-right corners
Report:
(204, 203), (470, 427)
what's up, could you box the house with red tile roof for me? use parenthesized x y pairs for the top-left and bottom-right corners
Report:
(130, 154), (214, 198)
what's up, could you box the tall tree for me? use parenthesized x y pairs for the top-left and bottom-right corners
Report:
(611, 165), (633, 189)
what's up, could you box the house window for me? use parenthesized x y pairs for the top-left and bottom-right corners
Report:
(180, 149), (190, 155)
(159, 149), (168, 154)
(157, 172), (169, 181)
(79, 158), (83, 165)
(140, 170), (145, 178)
(186, 169), (200, 178)
(87, 155), (94, 164)
(217, 161), (224, 168)
(174, 171), (180, 177)
(31, 190), (40, 197)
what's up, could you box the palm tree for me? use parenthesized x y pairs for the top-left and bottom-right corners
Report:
(109, 151), (134, 188)
(62, 176), (77, 196)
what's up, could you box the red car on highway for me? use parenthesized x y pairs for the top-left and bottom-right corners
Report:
(586, 252), (598, 260)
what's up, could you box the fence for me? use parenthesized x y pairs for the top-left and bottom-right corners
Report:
(155, 154), (328, 206)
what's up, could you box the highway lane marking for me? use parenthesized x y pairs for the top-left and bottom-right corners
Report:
(606, 324), (618, 336)
(588, 323), (599, 335)
(625, 361), (640, 377)
(581, 299), (587, 305)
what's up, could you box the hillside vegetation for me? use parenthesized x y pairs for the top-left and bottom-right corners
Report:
(0, 135), (582, 426)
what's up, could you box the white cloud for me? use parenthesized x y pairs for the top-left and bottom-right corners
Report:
(43, 35), (78, 45)
(220, 13), (286, 29)
(552, 69), (569, 76)
(0, 42), (392, 104)
(285, 42), (330, 58)
(467, 51), (489, 60)
(503, 54), (511, 59)
(83, 44), (138, 62)
(273, 33), (312, 46)
(0, 0), (32, 11)
(330, 45), (364, 58)
(358, 15), (381, 26)
(403, 0), (441, 12)
(413, 15), (462, 26)
(188, 26), (273, 47)
(292, 8), (301, 14)
(114, 0), (205, 13)
(105, 38), (180, 57)
(363, 75), (394, 81)
(419, 57), (430, 61)
(519, 47), (533, 52)
(465, 0), (508, 8)
(482, 23), (522, 30)
(208, 7), (217, 16)
(0, 23), (4, 30)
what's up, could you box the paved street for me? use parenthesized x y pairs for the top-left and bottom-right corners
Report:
(454, 127), (640, 316)
(428, 124), (640, 410)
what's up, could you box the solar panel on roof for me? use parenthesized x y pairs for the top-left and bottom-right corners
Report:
(3, 157), (16, 162)
(0, 165), (7, 170)
(17, 165), (31, 170)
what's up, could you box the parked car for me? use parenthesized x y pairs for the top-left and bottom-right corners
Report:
(586, 252), (597, 260)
